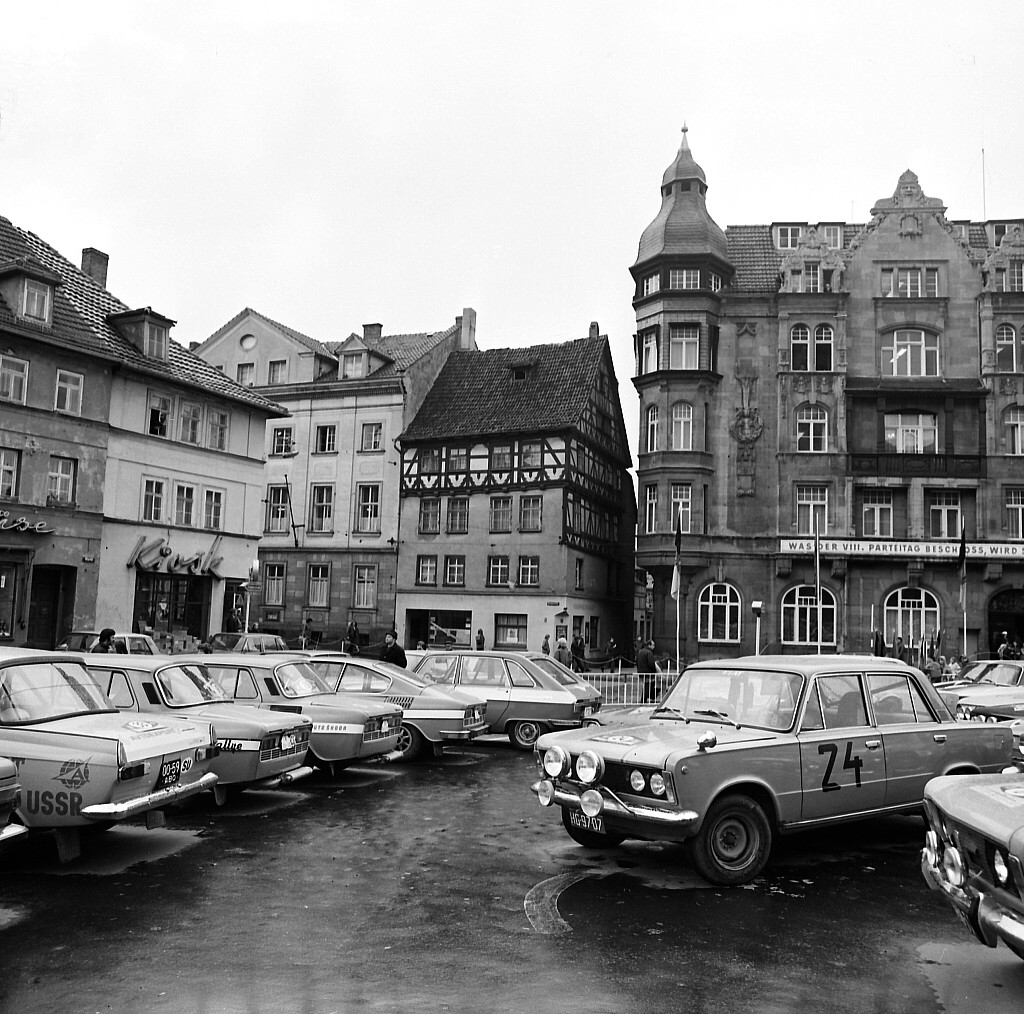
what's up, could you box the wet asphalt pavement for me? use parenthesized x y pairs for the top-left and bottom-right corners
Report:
(1, 738), (1022, 1014)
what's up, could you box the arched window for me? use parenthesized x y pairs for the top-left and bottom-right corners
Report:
(671, 403), (693, 450)
(781, 585), (836, 645)
(996, 324), (1017, 373)
(814, 325), (834, 371)
(882, 329), (939, 376)
(1006, 407), (1024, 455)
(645, 405), (660, 453)
(697, 582), (741, 642)
(790, 324), (810, 371)
(796, 404), (828, 452)
(883, 587), (940, 650)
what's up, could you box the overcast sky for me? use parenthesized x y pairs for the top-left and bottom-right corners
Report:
(2, 1), (1022, 459)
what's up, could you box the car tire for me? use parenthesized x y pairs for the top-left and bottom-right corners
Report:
(508, 720), (546, 750)
(395, 724), (426, 762)
(560, 806), (625, 848)
(688, 794), (772, 886)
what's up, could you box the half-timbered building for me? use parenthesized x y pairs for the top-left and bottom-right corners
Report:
(396, 325), (635, 656)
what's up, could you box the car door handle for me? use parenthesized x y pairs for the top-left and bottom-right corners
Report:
(933, 734), (946, 743)
(864, 740), (880, 749)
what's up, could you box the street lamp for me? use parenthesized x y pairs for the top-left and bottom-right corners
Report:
(751, 601), (763, 656)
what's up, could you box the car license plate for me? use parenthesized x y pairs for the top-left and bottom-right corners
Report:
(583, 706), (595, 717)
(568, 810), (604, 834)
(155, 758), (181, 790)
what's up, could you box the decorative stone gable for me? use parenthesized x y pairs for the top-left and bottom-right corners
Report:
(982, 223), (1024, 291)
(777, 225), (846, 293)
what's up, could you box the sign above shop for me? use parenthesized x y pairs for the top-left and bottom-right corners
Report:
(126, 534), (224, 577)
(0, 509), (55, 535)
(780, 538), (1023, 560)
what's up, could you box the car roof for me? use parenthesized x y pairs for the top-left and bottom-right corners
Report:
(0, 647), (87, 663)
(685, 653), (915, 676)
(80, 654), (194, 673)
(175, 652), (300, 666)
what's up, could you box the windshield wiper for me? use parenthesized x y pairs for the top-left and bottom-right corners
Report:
(692, 708), (740, 729)
(651, 705), (687, 721)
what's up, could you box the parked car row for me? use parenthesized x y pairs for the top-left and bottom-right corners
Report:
(0, 645), (601, 864)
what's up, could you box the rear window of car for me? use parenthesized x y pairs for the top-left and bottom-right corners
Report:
(209, 633), (244, 650)
(414, 654), (459, 684)
(530, 658), (579, 686)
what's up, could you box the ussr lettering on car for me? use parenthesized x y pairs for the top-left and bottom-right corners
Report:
(23, 790), (84, 817)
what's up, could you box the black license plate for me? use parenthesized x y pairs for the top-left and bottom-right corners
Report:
(568, 810), (604, 834)
(155, 758), (181, 790)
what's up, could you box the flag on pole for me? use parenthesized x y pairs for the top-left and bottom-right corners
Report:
(957, 518), (967, 612)
(813, 513), (821, 602)
(670, 504), (682, 599)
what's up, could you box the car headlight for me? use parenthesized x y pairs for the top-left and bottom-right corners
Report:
(649, 772), (668, 797)
(580, 789), (603, 817)
(942, 846), (965, 888)
(542, 745), (570, 779)
(575, 750), (604, 785)
(957, 706), (970, 720)
(994, 849), (1010, 885)
(986, 715), (999, 723)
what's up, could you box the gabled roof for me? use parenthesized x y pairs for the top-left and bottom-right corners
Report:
(209, 307), (337, 358)
(401, 336), (609, 441)
(0, 215), (284, 415)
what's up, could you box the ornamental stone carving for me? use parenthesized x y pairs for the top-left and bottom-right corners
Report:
(982, 224), (1024, 291)
(999, 376), (1018, 396)
(729, 374), (764, 497)
(777, 226), (846, 294)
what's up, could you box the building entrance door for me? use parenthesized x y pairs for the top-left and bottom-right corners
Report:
(28, 566), (75, 649)
(988, 589), (1024, 657)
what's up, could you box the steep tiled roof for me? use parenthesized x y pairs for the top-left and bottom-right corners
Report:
(0, 215), (284, 415)
(401, 336), (608, 441)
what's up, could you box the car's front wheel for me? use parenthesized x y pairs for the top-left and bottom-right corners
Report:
(688, 794), (772, 886)
(560, 806), (626, 848)
(395, 724), (426, 762)
(508, 720), (546, 750)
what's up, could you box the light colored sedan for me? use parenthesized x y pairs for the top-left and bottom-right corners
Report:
(411, 649), (602, 749)
(294, 652), (487, 761)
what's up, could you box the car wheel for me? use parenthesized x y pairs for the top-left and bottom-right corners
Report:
(688, 794), (772, 886)
(395, 724), (426, 762)
(508, 720), (546, 750)
(560, 806), (625, 848)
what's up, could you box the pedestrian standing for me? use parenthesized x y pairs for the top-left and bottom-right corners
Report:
(636, 639), (659, 702)
(554, 638), (572, 667)
(570, 634), (585, 672)
(92, 628), (116, 653)
(346, 620), (360, 655)
(475, 628), (485, 650)
(541, 634), (550, 655)
(381, 630), (408, 668)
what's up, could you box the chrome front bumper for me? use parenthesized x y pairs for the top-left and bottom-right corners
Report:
(531, 779), (699, 828)
(922, 845), (1024, 953)
(81, 772), (220, 820)
(0, 822), (28, 847)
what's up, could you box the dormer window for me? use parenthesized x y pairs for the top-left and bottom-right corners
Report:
(776, 225), (803, 249)
(144, 322), (168, 359)
(24, 279), (52, 322)
(822, 225), (843, 249)
(108, 308), (175, 362)
(342, 353), (364, 378)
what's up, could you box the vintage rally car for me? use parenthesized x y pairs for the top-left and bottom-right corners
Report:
(83, 655), (314, 802)
(411, 649), (602, 749)
(56, 631), (160, 655)
(0, 756), (27, 849)
(200, 632), (290, 654)
(176, 652), (403, 776)
(292, 651), (487, 761)
(922, 763), (1024, 961)
(531, 654), (1014, 885)
(0, 647), (218, 861)
(938, 659), (1024, 726)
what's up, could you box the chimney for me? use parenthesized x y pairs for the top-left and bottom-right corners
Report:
(458, 307), (477, 351)
(81, 248), (109, 288)
(363, 323), (382, 341)
(589, 321), (600, 338)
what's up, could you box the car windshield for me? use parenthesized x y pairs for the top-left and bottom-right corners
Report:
(659, 667), (804, 731)
(155, 664), (230, 706)
(63, 633), (98, 651)
(0, 659), (115, 723)
(274, 662), (333, 698)
(958, 662), (1023, 687)
(530, 657), (580, 686)
(373, 660), (430, 688)
(208, 633), (245, 650)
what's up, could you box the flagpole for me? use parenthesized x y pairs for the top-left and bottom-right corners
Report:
(958, 519), (967, 658)
(674, 504), (682, 674)
(814, 513), (822, 655)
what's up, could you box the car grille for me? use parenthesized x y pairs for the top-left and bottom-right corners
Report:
(386, 695), (415, 710)
(259, 727), (311, 760)
(363, 712), (402, 742)
(560, 755), (668, 803)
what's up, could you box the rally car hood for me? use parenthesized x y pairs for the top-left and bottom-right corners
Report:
(169, 702), (310, 736)
(943, 684), (1024, 712)
(926, 772), (1024, 847)
(539, 718), (779, 766)
(34, 712), (210, 764)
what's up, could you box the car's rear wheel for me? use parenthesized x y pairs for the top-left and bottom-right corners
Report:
(508, 720), (546, 750)
(395, 724), (426, 762)
(560, 806), (626, 848)
(688, 794), (772, 885)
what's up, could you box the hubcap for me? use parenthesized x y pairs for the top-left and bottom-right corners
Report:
(714, 817), (751, 865)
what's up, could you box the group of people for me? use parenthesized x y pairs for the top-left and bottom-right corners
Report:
(545, 633), (589, 672)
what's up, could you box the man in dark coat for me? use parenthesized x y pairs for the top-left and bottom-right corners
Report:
(636, 639), (659, 702)
(381, 630), (408, 668)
